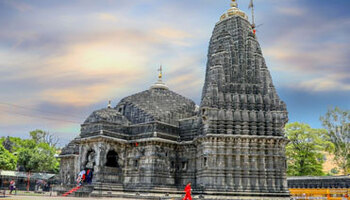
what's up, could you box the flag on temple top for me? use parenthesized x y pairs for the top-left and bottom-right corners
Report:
(248, 0), (254, 9)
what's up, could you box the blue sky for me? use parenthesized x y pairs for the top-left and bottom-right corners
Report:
(0, 0), (349, 146)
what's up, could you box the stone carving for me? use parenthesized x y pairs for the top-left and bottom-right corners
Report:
(85, 151), (95, 169)
(59, 2), (290, 199)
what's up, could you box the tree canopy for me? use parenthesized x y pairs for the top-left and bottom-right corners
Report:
(285, 122), (333, 176)
(17, 142), (59, 173)
(0, 130), (60, 173)
(0, 143), (17, 170)
(30, 129), (59, 147)
(320, 106), (350, 174)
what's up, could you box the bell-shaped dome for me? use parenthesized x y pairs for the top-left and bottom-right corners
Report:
(116, 87), (196, 126)
(84, 107), (130, 125)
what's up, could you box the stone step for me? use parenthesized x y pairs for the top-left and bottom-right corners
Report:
(90, 191), (194, 199)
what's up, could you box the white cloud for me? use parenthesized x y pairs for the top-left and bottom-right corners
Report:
(276, 7), (305, 16)
(96, 13), (118, 22)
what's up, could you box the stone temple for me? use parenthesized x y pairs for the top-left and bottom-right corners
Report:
(59, 1), (290, 199)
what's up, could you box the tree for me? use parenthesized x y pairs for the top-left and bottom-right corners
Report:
(0, 143), (17, 170)
(30, 129), (59, 147)
(0, 130), (60, 173)
(285, 122), (333, 176)
(320, 107), (350, 174)
(17, 141), (59, 173)
(2, 136), (14, 152)
(1, 136), (26, 153)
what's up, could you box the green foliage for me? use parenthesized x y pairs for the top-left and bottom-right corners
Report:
(30, 129), (59, 147)
(17, 142), (59, 173)
(0, 130), (60, 173)
(320, 106), (350, 174)
(0, 143), (17, 170)
(1, 136), (29, 153)
(285, 122), (333, 176)
(330, 168), (339, 175)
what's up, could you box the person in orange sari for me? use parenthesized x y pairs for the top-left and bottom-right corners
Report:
(183, 182), (192, 200)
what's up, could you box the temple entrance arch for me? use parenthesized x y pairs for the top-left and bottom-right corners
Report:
(102, 148), (123, 184)
(106, 150), (120, 168)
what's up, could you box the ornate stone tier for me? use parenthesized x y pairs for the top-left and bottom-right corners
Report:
(194, 135), (289, 196)
(80, 121), (180, 142)
(179, 116), (200, 141)
(81, 123), (127, 137)
(200, 108), (287, 137)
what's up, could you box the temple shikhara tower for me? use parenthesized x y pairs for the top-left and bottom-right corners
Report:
(59, 1), (290, 199)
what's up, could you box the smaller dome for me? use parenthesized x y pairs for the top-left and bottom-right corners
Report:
(60, 139), (79, 156)
(84, 107), (129, 125)
(220, 0), (248, 21)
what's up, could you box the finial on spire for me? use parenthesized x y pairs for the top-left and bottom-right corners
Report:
(220, 0), (248, 21)
(150, 65), (169, 90)
(158, 65), (162, 81)
(108, 100), (111, 108)
(231, 0), (238, 8)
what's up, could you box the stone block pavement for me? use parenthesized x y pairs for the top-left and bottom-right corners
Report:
(0, 195), (153, 200)
(0, 195), (183, 200)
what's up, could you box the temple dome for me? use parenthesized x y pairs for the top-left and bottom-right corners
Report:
(116, 87), (196, 126)
(84, 107), (130, 125)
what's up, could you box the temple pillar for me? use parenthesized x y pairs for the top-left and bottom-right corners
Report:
(226, 138), (233, 189)
(234, 138), (243, 191)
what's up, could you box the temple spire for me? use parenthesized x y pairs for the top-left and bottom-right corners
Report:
(107, 100), (111, 108)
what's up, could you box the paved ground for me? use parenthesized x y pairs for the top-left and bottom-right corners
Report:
(0, 195), (153, 200)
(0, 190), (179, 200)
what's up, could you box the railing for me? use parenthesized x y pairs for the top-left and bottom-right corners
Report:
(290, 188), (350, 200)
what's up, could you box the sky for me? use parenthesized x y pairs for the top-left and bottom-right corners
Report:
(0, 0), (349, 146)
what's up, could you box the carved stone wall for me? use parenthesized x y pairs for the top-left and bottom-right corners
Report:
(124, 141), (177, 189)
(175, 144), (196, 188)
(60, 156), (79, 185)
(195, 136), (288, 194)
(179, 117), (200, 141)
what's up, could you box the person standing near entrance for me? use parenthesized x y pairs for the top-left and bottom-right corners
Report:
(182, 182), (192, 200)
(77, 169), (86, 186)
(9, 179), (16, 194)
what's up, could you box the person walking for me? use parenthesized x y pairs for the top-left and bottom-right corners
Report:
(9, 179), (16, 195)
(182, 182), (192, 200)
